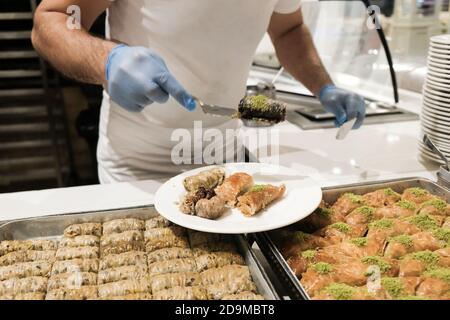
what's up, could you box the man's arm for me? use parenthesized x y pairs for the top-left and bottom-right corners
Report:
(32, 0), (115, 85)
(268, 9), (332, 96)
(268, 9), (365, 129)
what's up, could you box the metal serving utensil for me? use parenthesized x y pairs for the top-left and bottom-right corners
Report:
(192, 96), (276, 127)
(336, 117), (357, 140)
(422, 133), (450, 169)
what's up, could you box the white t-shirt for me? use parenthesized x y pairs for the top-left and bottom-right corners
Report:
(98, 0), (301, 183)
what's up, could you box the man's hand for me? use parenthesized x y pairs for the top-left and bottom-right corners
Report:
(319, 84), (365, 129)
(106, 45), (195, 112)
(268, 9), (366, 130)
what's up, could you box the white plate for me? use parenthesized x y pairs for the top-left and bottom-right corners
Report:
(422, 105), (450, 121)
(424, 85), (450, 100)
(428, 61), (450, 72)
(421, 124), (450, 141)
(423, 100), (450, 117)
(423, 96), (450, 110)
(421, 111), (450, 126)
(431, 34), (450, 46)
(419, 141), (450, 160)
(427, 74), (450, 85)
(427, 69), (450, 80)
(429, 47), (450, 55)
(428, 65), (450, 75)
(421, 117), (450, 134)
(426, 78), (450, 90)
(428, 56), (450, 65)
(425, 78), (450, 93)
(430, 43), (450, 50)
(154, 163), (322, 234)
(418, 145), (446, 165)
(428, 51), (450, 60)
(420, 132), (450, 149)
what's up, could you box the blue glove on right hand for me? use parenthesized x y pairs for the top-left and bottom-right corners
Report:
(318, 84), (366, 129)
(106, 44), (196, 112)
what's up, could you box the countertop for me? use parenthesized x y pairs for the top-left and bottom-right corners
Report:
(0, 88), (440, 222)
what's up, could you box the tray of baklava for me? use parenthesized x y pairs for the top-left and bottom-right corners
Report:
(255, 177), (450, 300)
(0, 206), (278, 300)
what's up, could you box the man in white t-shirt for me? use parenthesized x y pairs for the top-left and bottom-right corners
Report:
(32, 0), (366, 183)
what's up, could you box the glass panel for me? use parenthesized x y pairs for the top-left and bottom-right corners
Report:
(253, 0), (396, 104)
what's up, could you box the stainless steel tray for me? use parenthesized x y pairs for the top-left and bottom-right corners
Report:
(254, 177), (450, 300)
(0, 205), (279, 300)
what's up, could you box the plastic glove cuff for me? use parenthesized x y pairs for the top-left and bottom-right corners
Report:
(318, 83), (337, 101)
(105, 44), (128, 81)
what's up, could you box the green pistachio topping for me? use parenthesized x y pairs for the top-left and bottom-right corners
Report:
(406, 214), (439, 231)
(292, 231), (311, 243)
(421, 199), (448, 211)
(316, 207), (332, 218)
(381, 277), (404, 298)
(311, 262), (333, 274)
(301, 250), (316, 260)
(351, 237), (368, 247)
(355, 206), (375, 218)
(406, 187), (429, 197)
(323, 283), (356, 300)
(249, 184), (268, 193)
(408, 250), (440, 265)
(398, 295), (428, 300)
(247, 95), (270, 111)
(345, 193), (365, 204)
(395, 200), (416, 211)
(384, 188), (400, 197)
(433, 228), (450, 243)
(389, 235), (413, 247)
(424, 268), (450, 283)
(330, 222), (352, 234)
(361, 256), (392, 273)
(369, 218), (393, 229)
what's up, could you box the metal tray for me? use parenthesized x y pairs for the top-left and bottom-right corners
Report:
(254, 177), (450, 300)
(0, 205), (279, 300)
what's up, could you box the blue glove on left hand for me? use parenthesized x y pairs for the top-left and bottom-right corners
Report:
(318, 84), (366, 129)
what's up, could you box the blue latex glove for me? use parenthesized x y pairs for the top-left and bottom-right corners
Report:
(318, 84), (366, 129)
(106, 44), (196, 112)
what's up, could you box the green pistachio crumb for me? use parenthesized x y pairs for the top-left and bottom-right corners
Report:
(330, 222), (352, 233)
(406, 187), (429, 197)
(355, 206), (375, 218)
(249, 184), (268, 193)
(345, 193), (365, 204)
(292, 231), (311, 243)
(323, 283), (356, 300)
(351, 237), (368, 247)
(369, 218), (393, 229)
(433, 228), (450, 243)
(361, 256), (392, 273)
(398, 295), (428, 300)
(247, 95), (270, 111)
(424, 268), (450, 283)
(384, 188), (400, 197)
(395, 200), (416, 211)
(381, 277), (404, 298)
(421, 199), (448, 212)
(389, 235), (413, 247)
(301, 250), (316, 260)
(311, 262), (333, 274)
(406, 214), (439, 231)
(316, 207), (332, 218)
(408, 251), (440, 265)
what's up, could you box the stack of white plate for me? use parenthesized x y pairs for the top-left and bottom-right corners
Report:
(419, 34), (450, 165)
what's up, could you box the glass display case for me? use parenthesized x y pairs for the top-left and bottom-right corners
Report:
(249, 0), (419, 129)
(251, 0), (397, 104)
